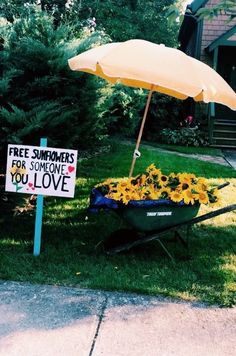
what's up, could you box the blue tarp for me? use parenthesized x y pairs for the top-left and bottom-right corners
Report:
(89, 188), (187, 212)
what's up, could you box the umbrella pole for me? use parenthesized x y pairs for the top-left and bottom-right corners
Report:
(129, 88), (153, 177)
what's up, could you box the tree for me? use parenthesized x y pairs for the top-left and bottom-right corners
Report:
(0, 0), (182, 167)
(0, 7), (110, 168)
(167, 0), (236, 24)
(194, 1), (236, 21)
(0, 1), (68, 25)
(67, 0), (179, 46)
(0, 0), (35, 23)
(65, 0), (181, 139)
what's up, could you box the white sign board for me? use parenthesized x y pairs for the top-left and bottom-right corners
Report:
(5, 144), (78, 198)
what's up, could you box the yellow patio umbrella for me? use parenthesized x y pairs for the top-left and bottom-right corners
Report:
(68, 39), (236, 176)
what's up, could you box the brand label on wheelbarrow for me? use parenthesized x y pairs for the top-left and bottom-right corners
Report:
(147, 211), (172, 217)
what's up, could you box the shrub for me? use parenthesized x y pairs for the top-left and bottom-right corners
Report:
(160, 127), (209, 147)
(99, 84), (146, 137)
(0, 8), (110, 169)
(143, 93), (183, 141)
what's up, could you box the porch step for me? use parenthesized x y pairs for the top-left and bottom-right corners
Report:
(213, 130), (236, 139)
(214, 121), (236, 131)
(215, 118), (236, 121)
(210, 144), (236, 149)
(211, 138), (236, 147)
(214, 120), (236, 125)
(211, 119), (236, 147)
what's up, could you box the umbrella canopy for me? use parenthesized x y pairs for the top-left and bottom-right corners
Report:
(68, 39), (236, 175)
(69, 39), (236, 109)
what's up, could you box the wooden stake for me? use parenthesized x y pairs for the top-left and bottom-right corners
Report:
(129, 86), (154, 177)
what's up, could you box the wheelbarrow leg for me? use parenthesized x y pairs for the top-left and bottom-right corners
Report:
(174, 230), (189, 248)
(155, 238), (175, 262)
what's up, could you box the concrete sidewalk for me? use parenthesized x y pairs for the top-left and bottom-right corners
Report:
(0, 281), (235, 356)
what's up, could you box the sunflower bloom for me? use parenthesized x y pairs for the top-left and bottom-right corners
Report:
(177, 182), (191, 191)
(149, 168), (161, 178)
(146, 163), (156, 173)
(159, 187), (171, 199)
(195, 191), (209, 204)
(108, 192), (122, 201)
(146, 185), (160, 200)
(96, 163), (220, 207)
(196, 178), (208, 191)
(159, 175), (168, 186)
(119, 181), (129, 189)
(182, 189), (195, 205)
(121, 193), (132, 205)
(130, 192), (142, 201)
(178, 173), (194, 185)
(170, 191), (183, 203)
(137, 174), (147, 186)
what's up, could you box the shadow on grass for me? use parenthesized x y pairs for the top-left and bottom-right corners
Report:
(0, 202), (235, 307)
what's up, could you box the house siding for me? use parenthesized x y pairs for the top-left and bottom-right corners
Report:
(179, 0), (236, 146)
(200, 0), (236, 65)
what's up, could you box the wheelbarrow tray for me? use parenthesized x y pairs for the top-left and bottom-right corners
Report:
(117, 204), (200, 232)
(89, 188), (200, 232)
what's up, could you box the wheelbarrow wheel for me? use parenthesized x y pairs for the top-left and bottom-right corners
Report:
(104, 228), (140, 253)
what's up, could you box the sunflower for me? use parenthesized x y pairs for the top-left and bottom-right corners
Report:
(159, 175), (168, 187)
(146, 163), (156, 173)
(159, 187), (171, 199)
(177, 182), (191, 191)
(194, 190), (209, 204)
(169, 172), (178, 179)
(97, 163), (221, 207)
(146, 185), (160, 200)
(119, 180), (130, 189)
(196, 177), (208, 191)
(96, 178), (114, 186)
(121, 193), (133, 205)
(149, 168), (161, 178)
(178, 173), (195, 185)
(169, 191), (183, 203)
(182, 189), (195, 205)
(130, 191), (142, 201)
(108, 191), (122, 201)
(137, 174), (147, 186)
(116, 180), (133, 192)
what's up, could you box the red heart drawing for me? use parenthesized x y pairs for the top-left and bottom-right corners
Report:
(28, 183), (33, 187)
(68, 166), (75, 173)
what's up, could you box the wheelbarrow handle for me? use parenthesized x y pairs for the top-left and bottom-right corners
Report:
(217, 182), (230, 190)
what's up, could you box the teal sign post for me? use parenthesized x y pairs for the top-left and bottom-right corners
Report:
(33, 137), (47, 256)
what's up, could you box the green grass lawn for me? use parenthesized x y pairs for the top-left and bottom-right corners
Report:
(1, 142), (236, 306)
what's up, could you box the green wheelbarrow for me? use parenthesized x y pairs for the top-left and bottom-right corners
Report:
(89, 182), (236, 260)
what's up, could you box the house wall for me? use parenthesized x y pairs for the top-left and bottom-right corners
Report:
(179, 0), (236, 128)
(194, 0), (236, 119)
(201, 0), (236, 65)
